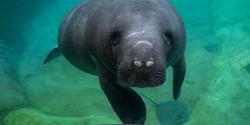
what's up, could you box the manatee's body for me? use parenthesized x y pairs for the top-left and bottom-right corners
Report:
(44, 0), (186, 124)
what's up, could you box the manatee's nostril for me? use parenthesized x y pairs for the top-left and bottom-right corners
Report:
(146, 60), (154, 67)
(134, 60), (142, 67)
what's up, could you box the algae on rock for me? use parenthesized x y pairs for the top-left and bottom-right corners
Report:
(4, 108), (119, 125)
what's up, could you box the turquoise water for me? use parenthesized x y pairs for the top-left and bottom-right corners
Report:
(0, 0), (250, 125)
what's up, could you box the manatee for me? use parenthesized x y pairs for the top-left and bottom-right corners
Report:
(44, 0), (186, 124)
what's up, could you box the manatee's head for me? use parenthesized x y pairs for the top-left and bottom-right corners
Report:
(100, 4), (180, 88)
(107, 24), (174, 88)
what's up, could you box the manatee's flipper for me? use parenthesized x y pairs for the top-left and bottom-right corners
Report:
(172, 57), (186, 100)
(43, 47), (61, 64)
(96, 62), (146, 124)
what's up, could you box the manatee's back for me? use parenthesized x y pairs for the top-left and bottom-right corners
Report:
(57, 1), (98, 75)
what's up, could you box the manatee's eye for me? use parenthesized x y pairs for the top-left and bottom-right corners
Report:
(110, 31), (121, 47)
(163, 31), (174, 47)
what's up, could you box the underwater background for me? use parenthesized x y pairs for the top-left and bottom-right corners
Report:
(0, 0), (250, 124)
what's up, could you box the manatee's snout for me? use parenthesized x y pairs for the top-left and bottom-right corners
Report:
(130, 40), (155, 68)
(133, 58), (154, 68)
(117, 38), (166, 88)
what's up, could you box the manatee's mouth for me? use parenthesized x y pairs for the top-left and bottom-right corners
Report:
(117, 62), (166, 88)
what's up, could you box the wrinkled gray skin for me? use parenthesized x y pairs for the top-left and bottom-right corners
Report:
(44, 0), (186, 124)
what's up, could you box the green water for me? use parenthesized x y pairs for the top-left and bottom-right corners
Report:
(0, 0), (250, 125)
